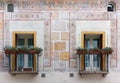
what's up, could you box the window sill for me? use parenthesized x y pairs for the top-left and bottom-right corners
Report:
(79, 71), (108, 78)
(9, 71), (38, 75)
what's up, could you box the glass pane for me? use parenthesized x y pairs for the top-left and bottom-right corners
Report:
(93, 39), (98, 48)
(28, 39), (34, 48)
(28, 39), (33, 67)
(7, 4), (14, 12)
(17, 38), (25, 71)
(28, 54), (33, 67)
(17, 39), (25, 47)
(93, 55), (100, 67)
(17, 54), (24, 71)
(97, 55), (100, 67)
(85, 39), (90, 49)
(85, 39), (90, 68)
(85, 54), (90, 67)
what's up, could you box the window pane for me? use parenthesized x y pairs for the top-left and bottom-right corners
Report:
(17, 39), (25, 47)
(28, 39), (34, 48)
(7, 4), (14, 12)
(17, 54), (24, 71)
(28, 54), (33, 67)
(85, 54), (90, 67)
(93, 39), (99, 48)
(85, 39), (90, 49)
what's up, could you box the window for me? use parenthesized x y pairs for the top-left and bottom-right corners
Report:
(107, 2), (116, 12)
(79, 32), (109, 77)
(7, 3), (14, 12)
(7, 32), (40, 75)
(84, 36), (101, 72)
(16, 36), (33, 71)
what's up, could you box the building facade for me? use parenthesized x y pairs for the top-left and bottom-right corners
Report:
(0, 0), (120, 83)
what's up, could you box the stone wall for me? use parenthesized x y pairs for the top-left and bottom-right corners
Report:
(0, 0), (119, 73)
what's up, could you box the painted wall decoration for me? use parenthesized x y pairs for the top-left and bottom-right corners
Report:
(0, 0), (119, 72)
(0, 0), (117, 10)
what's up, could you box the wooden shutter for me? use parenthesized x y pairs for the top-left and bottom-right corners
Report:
(80, 55), (85, 71)
(33, 55), (37, 71)
(101, 34), (106, 72)
(80, 34), (85, 71)
(12, 54), (15, 71)
(102, 55), (106, 71)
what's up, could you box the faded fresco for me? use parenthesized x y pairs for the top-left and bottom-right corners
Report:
(0, 0), (116, 10)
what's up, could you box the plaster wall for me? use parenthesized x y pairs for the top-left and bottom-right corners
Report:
(5, 21), (45, 71)
(9, 21), (44, 48)
(76, 21), (111, 47)
(0, 72), (120, 83)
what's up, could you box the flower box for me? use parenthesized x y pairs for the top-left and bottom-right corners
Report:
(101, 47), (113, 55)
(76, 50), (87, 55)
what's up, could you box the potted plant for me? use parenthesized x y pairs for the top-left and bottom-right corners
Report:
(101, 47), (113, 55)
(89, 47), (101, 54)
(16, 46), (28, 54)
(4, 46), (16, 54)
(29, 47), (43, 54)
(76, 47), (87, 55)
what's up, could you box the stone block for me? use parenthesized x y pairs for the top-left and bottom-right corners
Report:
(54, 42), (66, 50)
(42, 12), (50, 20)
(0, 20), (3, 30)
(43, 67), (53, 72)
(51, 42), (53, 51)
(51, 51), (59, 61)
(0, 33), (2, 39)
(43, 59), (51, 67)
(0, 53), (2, 60)
(60, 12), (69, 20)
(51, 22), (68, 31)
(51, 32), (59, 40)
(0, 13), (2, 19)
(110, 59), (117, 67)
(60, 52), (69, 61)
(44, 53), (50, 59)
(70, 59), (77, 67)
(117, 60), (120, 71)
(53, 61), (66, 72)
(4, 13), (11, 20)
(61, 32), (69, 40)
(51, 12), (59, 20)
(70, 52), (77, 59)
(67, 68), (78, 72)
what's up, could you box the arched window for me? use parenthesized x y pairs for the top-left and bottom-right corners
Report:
(107, 2), (116, 12)
(7, 4), (14, 12)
